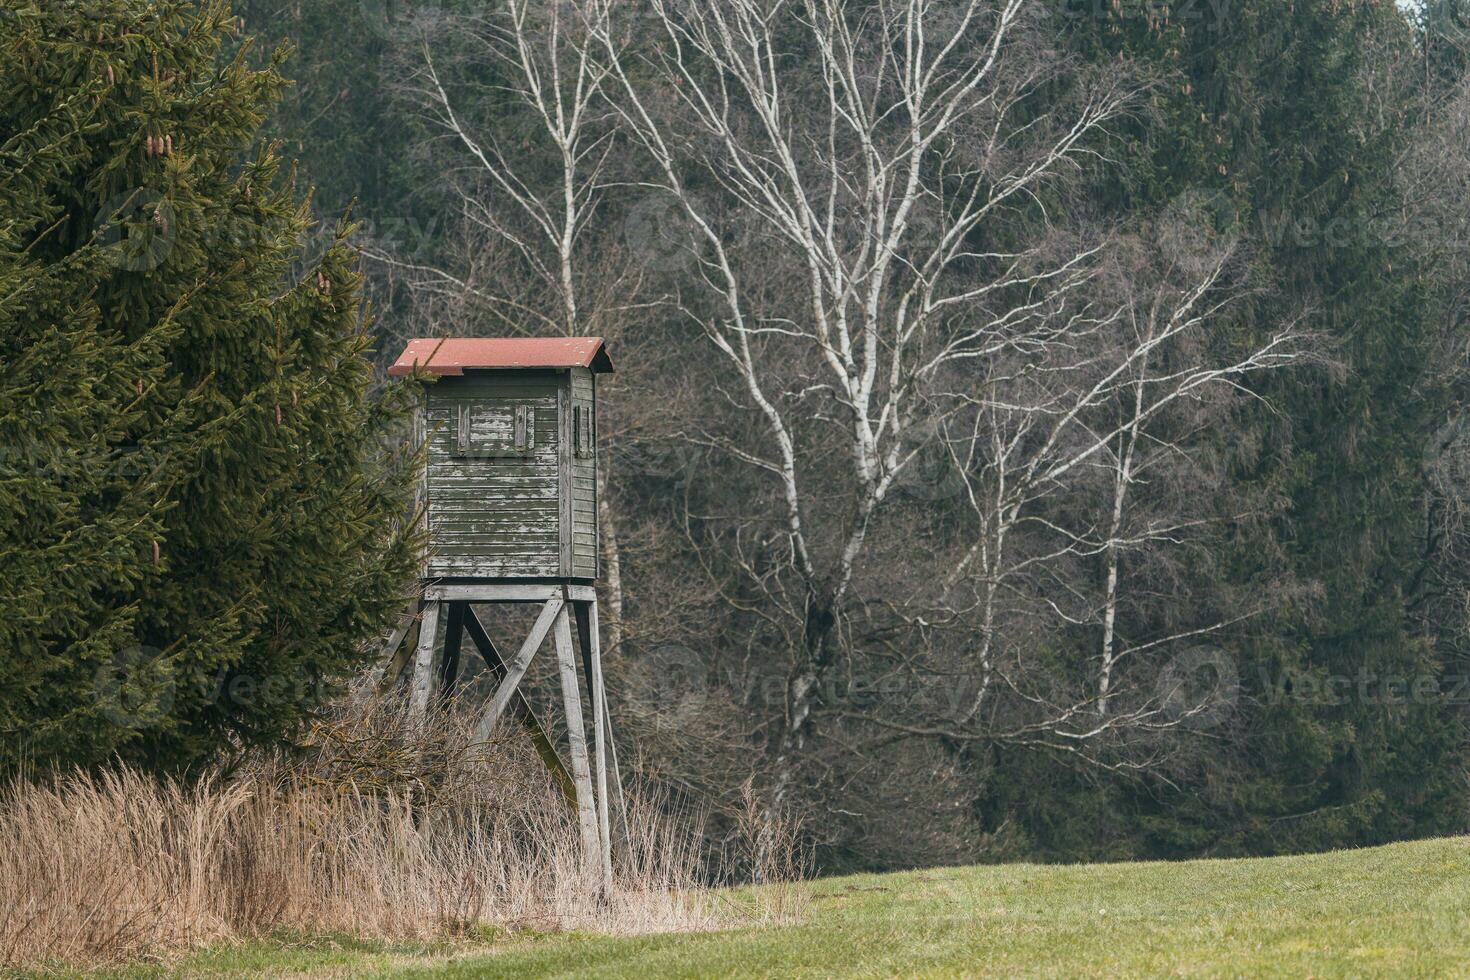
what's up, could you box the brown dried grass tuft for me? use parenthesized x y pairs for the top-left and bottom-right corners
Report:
(0, 688), (805, 970)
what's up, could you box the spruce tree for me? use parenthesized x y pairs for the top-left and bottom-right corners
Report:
(0, 0), (420, 772)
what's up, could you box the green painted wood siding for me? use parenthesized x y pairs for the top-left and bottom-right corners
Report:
(570, 368), (598, 578)
(421, 368), (600, 580)
(424, 373), (562, 578)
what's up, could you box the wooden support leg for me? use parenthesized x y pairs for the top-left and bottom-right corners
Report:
(554, 602), (608, 895)
(462, 606), (579, 807)
(473, 598), (563, 744)
(409, 600), (442, 721)
(574, 599), (618, 883)
(438, 601), (467, 705)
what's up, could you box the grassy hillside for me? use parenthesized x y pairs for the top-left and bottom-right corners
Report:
(96, 836), (1469, 978)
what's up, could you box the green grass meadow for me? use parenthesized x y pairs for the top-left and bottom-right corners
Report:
(79, 836), (1469, 978)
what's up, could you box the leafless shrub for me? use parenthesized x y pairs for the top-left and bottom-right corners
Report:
(727, 777), (812, 914)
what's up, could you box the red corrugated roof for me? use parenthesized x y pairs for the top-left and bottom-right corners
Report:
(387, 337), (613, 377)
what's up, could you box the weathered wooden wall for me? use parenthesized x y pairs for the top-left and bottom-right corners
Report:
(425, 372), (562, 577)
(423, 369), (599, 579)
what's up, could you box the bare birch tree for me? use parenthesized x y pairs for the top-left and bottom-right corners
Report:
(368, 0), (619, 335)
(879, 225), (1306, 764)
(585, 0), (1307, 809)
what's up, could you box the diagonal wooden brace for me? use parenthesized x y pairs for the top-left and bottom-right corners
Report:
(473, 598), (563, 744)
(462, 606), (578, 807)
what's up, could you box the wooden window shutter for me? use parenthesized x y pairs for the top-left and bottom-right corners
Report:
(456, 404), (471, 455)
(575, 403), (593, 458)
(514, 405), (534, 451)
(452, 403), (534, 457)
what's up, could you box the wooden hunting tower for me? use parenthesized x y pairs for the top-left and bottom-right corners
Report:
(381, 336), (620, 895)
(388, 337), (613, 581)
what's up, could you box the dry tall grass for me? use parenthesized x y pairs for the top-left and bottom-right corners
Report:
(0, 689), (804, 970)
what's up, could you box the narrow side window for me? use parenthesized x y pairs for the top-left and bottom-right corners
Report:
(574, 403), (593, 458)
(456, 403), (470, 456)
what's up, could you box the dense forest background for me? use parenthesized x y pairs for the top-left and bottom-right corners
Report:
(21, 0), (1470, 872)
